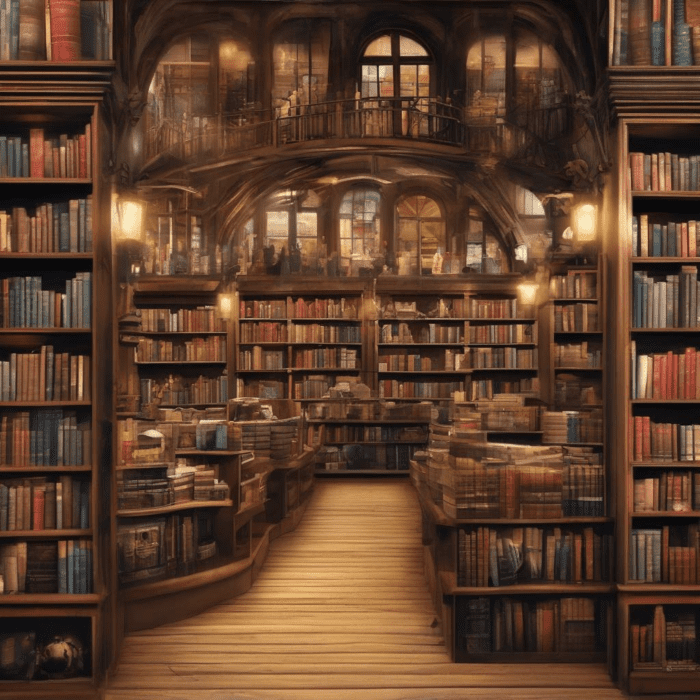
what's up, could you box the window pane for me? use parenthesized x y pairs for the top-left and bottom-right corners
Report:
(297, 212), (317, 238)
(364, 35), (392, 57)
(218, 40), (253, 112)
(399, 35), (428, 57)
(266, 211), (289, 242)
(466, 35), (506, 115)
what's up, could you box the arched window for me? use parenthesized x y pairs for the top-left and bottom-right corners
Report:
(360, 33), (432, 136)
(361, 33), (431, 100)
(339, 188), (381, 276)
(396, 195), (445, 275)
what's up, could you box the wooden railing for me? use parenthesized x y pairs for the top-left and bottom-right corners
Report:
(144, 95), (573, 168)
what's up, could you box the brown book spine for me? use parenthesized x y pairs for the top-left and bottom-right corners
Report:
(18, 0), (46, 60)
(29, 128), (44, 178)
(49, 0), (80, 61)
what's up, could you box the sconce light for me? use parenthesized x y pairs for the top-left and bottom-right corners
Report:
(112, 193), (144, 242)
(218, 293), (233, 319)
(573, 203), (597, 243)
(517, 281), (539, 306)
(514, 244), (528, 263)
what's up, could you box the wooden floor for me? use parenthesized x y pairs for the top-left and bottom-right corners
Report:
(105, 478), (627, 700)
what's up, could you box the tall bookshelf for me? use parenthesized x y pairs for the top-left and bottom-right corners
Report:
(0, 94), (112, 696)
(614, 119), (700, 695)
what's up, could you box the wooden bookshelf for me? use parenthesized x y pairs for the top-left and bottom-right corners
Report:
(0, 88), (112, 697)
(613, 118), (700, 694)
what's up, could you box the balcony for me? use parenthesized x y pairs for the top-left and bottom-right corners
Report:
(142, 95), (576, 177)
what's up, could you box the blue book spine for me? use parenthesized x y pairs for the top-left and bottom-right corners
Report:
(652, 223), (663, 256)
(67, 540), (74, 594)
(59, 209), (69, 252)
(9, 0), (17, 60)
(78, 198), (85, 252)
(651, 21), (665, 65)
(7, 138), (14, 177)
(13, 137), (21, 178)
(0, 136), (6, 177)
(83, 272), (91, 328)
(80, 480), (89, 529)
(63, 279), (71, 328)
(57, 541), (67, 593)
(668, 221), (677, 257)
(21, 143), (28, 178)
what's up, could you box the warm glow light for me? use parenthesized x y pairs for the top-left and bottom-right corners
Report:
(113, 196), (144, 241)
(517, 282), (538, 305)
(574, 204), (597, 242)
(219, 294), (232, 317)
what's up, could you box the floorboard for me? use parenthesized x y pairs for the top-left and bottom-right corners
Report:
(105, 478), (626, 700)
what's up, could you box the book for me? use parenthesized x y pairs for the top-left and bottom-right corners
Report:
(48, 0), (80, 60)
(17, 0), (44, 59)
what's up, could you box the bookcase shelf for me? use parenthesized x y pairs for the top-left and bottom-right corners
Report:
(116, 500), (235, 518)
(0, 84), (111, 691)
(613, 116), (700, 694)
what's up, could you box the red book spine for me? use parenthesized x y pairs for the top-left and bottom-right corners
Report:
(32, 488), (45, 530)
(78, 134), (87, 179)
(49, 0), (81, 61)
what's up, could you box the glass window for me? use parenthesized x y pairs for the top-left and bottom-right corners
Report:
(339, 188), (381, 275)
(466, 35), (506, 117)
(396, 195), (445, 275)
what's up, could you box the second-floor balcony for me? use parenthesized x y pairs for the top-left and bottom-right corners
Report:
(143, 95), (576, 176)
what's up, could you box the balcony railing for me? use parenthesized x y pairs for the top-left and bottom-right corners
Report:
(144, 95), (574, 171)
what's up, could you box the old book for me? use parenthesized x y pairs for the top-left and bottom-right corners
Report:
(48, 0), (80, 60)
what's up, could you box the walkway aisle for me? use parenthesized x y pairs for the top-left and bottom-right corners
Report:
(105, 478), (625, 700)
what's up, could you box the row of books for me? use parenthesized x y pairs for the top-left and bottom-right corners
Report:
(1, 272), (91, 329)
(292, 375), (336, 400)
(631, 605), (698, 670)
(323, 424), (428, 443)
(289, 323), (361, 344)
(630, 416), (700, 461)
(239, 299), (287, 320)
(0, 127), (91, 179)
(457, 525), (611, 587)
(634, 471), (700, 511)
(0, 348), (90, 402)
(542, 410), (604, 444)
(554, 342), (602, 369)
(0, 539), (92, 595)
(549, 270), (598, 299)
(632, 267), (700, 328)
(117, 512), (214, 584)
(379, 379), (465, 400)
(460, 596), (603, 654)
(630, 525), (700, 583)
(0, 410), (90, 466)
(239, 321), (287, 343)
(140, 374), (229, 408)
(135, 336), (227, 363)
(378, 297), (466, 320)
(467, 297), (529, 319)
(553, 304), (599, 333)
(0, 0), (111, 61)
(238, 348), (285, 371)
(239, 297), (360, 320)
(467, 322), (536, 344)
(316, 442), (415, 471)
(378, 349), (465, 372)
(465, 377), (541, 401)
(554, 374), (602, 409)
(0, 475), (89, 531)
(292, 347), (358, 369)
(461, 400), (541, 432)
(469, 347), (538, 369)
(614, 0), (700, 67)
(632, 214), (700, 257)
(238, 378), (286, 400)
(379, 322), (463, 345)
(630, 150), (700, 192)
(138, 306), (226, 333)
(632, 344), (700, 399)
(0, 198), (93, 253)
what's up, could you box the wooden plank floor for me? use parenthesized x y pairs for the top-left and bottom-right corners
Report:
(105, 478), (626, 700)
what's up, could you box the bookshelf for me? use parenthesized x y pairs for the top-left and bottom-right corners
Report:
(615, 120), (700, 694)
(464, 291), (541, 401)
(376, 290), (468, 402)
(0, 98), (111, 696)
(306, 397), (431, 474)
(235, 279), (368, 400)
